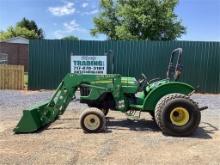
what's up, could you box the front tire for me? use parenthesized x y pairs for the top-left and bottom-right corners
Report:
(80, 108), (106, 133)
(155, 94), (201, 136)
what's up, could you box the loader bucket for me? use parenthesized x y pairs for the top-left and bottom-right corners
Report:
(14, 101), (56, 133)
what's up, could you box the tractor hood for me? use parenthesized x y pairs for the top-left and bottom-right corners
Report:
(121, 77), (139, 93)
(121, 77), (138, 86)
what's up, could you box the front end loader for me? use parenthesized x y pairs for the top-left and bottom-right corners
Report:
(14, 48), (207, 136)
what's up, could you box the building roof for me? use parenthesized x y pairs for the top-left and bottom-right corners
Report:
(3, 36), (29, 44)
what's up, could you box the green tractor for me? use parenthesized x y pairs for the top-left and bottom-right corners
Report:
(14, 48), (207, 136)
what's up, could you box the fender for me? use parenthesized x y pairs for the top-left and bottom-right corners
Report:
(142, 82), (194, 111)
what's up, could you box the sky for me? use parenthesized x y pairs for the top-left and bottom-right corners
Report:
(0, 0), (220, 41)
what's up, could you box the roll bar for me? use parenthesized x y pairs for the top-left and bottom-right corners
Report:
(166, 48), (183, 81)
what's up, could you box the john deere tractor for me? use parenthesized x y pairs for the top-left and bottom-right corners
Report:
(14, 48), (207, 136)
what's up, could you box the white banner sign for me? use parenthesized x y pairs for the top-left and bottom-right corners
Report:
(71, 56), (107, 74)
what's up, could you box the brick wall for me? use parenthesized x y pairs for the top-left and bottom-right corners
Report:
(0, 42), (28, 71)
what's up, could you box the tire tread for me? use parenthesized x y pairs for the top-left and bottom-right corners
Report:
(155, 93), (199, 136)
(80, 108), (106, 133)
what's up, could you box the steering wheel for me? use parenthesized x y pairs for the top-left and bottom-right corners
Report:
(141, 73), (147, 80)
(138, 73), (149, 91)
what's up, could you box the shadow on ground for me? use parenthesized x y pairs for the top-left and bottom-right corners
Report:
(107, 119), (160, 132)
(191, 122), (219, 139)
(29, 117), (219, 140)
(107, 119), (218, 139)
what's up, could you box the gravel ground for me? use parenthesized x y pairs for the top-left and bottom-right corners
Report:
(0, 90), (220, 165)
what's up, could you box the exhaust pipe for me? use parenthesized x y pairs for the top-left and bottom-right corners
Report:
(199, 106), (208, 111)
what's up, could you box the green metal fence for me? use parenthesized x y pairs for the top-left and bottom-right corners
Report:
(29, 40), (220, 93)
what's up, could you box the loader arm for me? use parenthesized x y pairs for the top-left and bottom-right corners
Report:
(14, 74), (121, 133)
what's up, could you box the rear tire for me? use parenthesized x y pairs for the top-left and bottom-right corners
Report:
(80, 108), (106, 133)
(155, 93), (201, 136)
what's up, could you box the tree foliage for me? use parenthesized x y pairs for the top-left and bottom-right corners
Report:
(0, 26), (38, 40)
(62, 35), (79, 40)
(17, 17), (44, 39)
(91, 0), (186, 40)
(0, 17), (44, 40)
